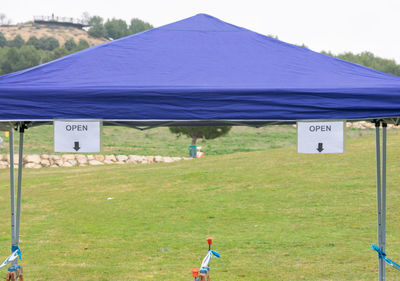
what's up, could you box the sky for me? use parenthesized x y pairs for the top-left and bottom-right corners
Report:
(3, 0), (400, 62)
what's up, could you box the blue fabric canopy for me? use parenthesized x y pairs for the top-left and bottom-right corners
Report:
(1, 13), (400, 124)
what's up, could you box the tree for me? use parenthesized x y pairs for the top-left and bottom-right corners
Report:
(169, 126), (232, 145)
(35, 37), (60, 51)
(8, 35), (25, 48)
(43, 47), (70, 63)
(0, 13), (11, 25)
(81, 11), (91, 25)
(64, 38), (77, 51)
(38, 37), (48, 50)
(0, 48), (19, 74)
(88, 16), (106, 38)
(129, 18), (153, 34)
(104, 18), (128, 39)
(322, 50), (400, 77)
(45, 37), (60, 51)
(0, 46), (40, 74)
(16, 45), (41, 70)
(26, 36), (41, 49)
(0, 32), (6, 47)
(77, 39), (90, 50)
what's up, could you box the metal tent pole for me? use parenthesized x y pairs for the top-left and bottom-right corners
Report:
(375, 121), (384, 281)
(9, 127), (16, 250)
(15, 124), (25, 248)
(382, 123), (387, 280)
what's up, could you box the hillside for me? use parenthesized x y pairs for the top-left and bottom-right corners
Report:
(0, 23), (108, 47)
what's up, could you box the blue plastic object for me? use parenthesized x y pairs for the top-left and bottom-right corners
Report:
(371, 244), (400, 271)
(1, 14), (400, 123)
(189, 145), (197, 158)
(11, 246), (21, 260)
(211, 250), (220, 258)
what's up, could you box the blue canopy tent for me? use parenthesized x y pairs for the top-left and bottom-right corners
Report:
(0, 13), (399, 280)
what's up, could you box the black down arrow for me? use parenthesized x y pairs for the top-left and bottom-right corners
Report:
(317, 143), (324, 153)
(73, 141), (81, 151)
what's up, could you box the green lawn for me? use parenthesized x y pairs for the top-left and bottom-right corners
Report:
(0, 132), (398, 280)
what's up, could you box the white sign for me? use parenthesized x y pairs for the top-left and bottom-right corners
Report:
(297, 121), (344, 153)
(54, 120), (101, 153)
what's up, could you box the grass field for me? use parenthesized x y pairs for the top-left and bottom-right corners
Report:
(0, 125), (387, 156)
(0, 131), (399, 280)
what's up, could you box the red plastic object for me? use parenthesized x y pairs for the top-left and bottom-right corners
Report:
(206, 237), (213, 245)
(191, 268), (200, 277)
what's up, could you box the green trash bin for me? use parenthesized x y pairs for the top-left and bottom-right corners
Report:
(189, 145), (197, 158)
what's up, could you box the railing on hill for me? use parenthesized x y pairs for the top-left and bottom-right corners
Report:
(33, 15), (89, 29)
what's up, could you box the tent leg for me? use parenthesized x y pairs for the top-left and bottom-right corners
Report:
(15, 124), (25, 249)
(375, 122), (384, 281)
(382, 123), (387, 280)
(9, 127), (16, 251)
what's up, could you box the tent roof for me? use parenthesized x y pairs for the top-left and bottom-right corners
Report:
(1, 13), (400, 125)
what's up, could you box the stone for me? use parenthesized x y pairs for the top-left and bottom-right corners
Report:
(127, 155), (137, 164)
(40, 159), (51, 167)
(116, 155), (128, 162)
(163, 157), (173, 163)
(94, 155), (105, 161)
(89, 160), (104, 166)
(68, 159), (78, 166)
(25, 154), (41, 164)
(147, 156), (155, 163)
(50, 164), (59, 168)
(62, 154), (76, 161)
(105, 155), (116, 162)
(77, 157), (88, 165)
(7, 154), (20, 164)
(0, 153), (186, 168)
(154, 156), (163, 163)
(24, 163), (35, 169)
(24, 163), (41, 169)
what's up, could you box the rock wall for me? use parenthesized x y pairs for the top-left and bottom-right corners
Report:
(293, 121), (400, 129)
(346, 121), (399, 129)
(0, 154), (191, 169)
